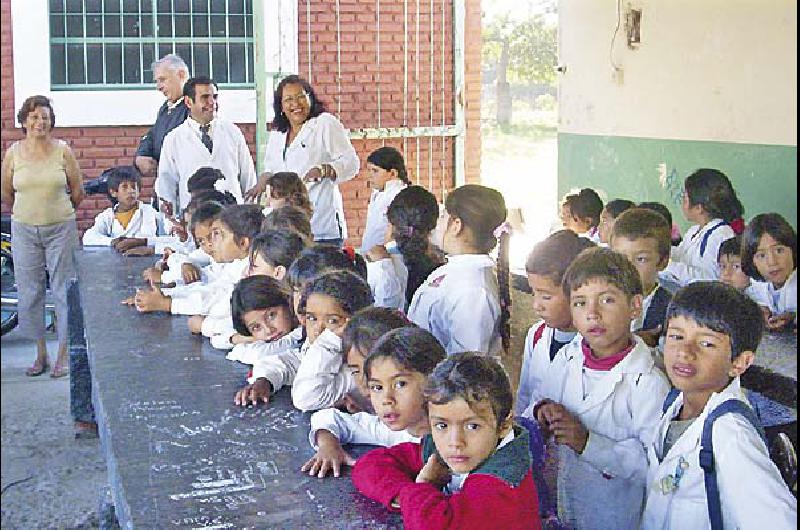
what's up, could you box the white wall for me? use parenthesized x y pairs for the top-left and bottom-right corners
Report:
(558, 0), (797, 146)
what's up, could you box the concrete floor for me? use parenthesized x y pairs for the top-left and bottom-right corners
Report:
(1, 330), (108, 529)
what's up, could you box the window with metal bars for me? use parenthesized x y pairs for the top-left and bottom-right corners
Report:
(49, 0), (255, 90)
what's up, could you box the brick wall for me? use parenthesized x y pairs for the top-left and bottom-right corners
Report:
(0, 0), (481, 246)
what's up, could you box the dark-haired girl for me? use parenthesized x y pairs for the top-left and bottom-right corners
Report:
(664, 168), (744, 285)
(407, 184), (511, 356)
(247, 75), (359, 246)
(361, 146), (410, 252)
(366, 185), (444, 311)
(264, 171), (313, 218)
(741, 213), (797, 330)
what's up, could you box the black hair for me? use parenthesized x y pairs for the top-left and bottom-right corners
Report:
(230, 275), (296, 336)
(424, 352), (513, 429)
(684, 169), (744, 223)
(267, 172), (313, 216)
(638, 201), (673, 228)
(525, 229), (596, 284)
(286, 245), (368, 291)
(366, 146), (410, 185)
(342, 307), (412, 357)
(717, 235), (743, 262)
(249, 229), (307, 271)
(262, 205), (313, 243)
(445, 184), (511, 351)
(186, 189), (238, 214)
(563, 246), (643, 298)
(611, 208), (673, 262)
(105, 165), (142, 203)
(562, 188), (604, 227)
(183, 76), (218, 101)
(666, 281), (764, 358)
(187, 167), (225, 194)
(364, 327), (446, 380)
(17, 95), (55, 133)
(270, 75), (327, 133)
(604, 199), (636, 219)
(299, 269), (374, 318)
(218, 204), (264, 241)
(189, 201), (224, 234)
(386, 186), (445, 305)
(741, 213), (797, 282)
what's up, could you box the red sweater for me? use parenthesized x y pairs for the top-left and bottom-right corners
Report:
(351, 432), (542, 530)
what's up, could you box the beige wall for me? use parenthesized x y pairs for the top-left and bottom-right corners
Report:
(558, 0), (797, 146)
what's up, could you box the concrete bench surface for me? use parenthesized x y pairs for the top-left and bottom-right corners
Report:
(75, 248), (401, 529)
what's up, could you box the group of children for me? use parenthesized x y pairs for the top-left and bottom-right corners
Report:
(82, 153), (797, 528)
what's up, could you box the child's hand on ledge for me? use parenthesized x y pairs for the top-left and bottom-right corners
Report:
(133, 286), (171, 313)
(142, 266), (162, 284)
(230, 333), (255, 345)
(124, 246), (154, 257)
(182, 263), (202, 284)
(301, 430), (356, 478)
(416, 454), (451, 489)
(234, 378), (272, 407)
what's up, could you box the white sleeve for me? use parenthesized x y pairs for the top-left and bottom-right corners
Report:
(716, 415), (798, 528)
(515, 325), (540, 415)
(155, 136), (179, 211)
(249, 347), (302, 393)
(261, 132), (283, 174)
(444, 289), (501, 355)
(367, 258), (405, 310)
(308, 410), (416, 449)
(236, 129), (257, 196)
(291, 330), (354, 412)
(81, 209), (115, 246)
(319, 114), (359, 184)
(580, 369), (671, 483)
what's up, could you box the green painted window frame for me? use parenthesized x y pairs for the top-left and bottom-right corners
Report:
(49, 0), (255, 90)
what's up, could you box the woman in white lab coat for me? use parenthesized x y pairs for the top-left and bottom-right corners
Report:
(246, 75), (359, 247)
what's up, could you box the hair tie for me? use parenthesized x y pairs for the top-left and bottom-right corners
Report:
(493, 221), (513, 239)
(342, 245), (356, 262)
(730, 217), (745, 235)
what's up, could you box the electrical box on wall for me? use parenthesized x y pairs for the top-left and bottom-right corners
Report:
(626, 5), (642, 48)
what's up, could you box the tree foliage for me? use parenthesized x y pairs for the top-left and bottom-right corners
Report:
(483, 14), (557, 86)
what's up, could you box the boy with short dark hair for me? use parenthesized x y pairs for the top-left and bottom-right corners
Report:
(82, 165), (175, 254)
(353, 352), (542, 530)
(611, 208), (673, 348)
(517, 229), (595, 415)
(528, 247), (670, 530)
(643, 282), (796, 529)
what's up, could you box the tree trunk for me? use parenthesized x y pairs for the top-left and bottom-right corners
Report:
(496, 39), (512, 127)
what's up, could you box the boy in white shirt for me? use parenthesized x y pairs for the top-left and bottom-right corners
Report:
(643, 282), (796, 529)
(526, 247), (670, 530)
(82, 165), (176, 255)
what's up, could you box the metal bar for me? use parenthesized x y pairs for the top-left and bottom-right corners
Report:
(52, 37), (252, 44)
(101, 0), (106, 83)
(82, 0), (88, 84)
(348, 125), (459, 140)
(138, 2), (144, 83)
(376, 0), (381, 132)
(453, 0), (466, 187)
(415, 0), (421, 185)
(403, 0), (409, 166)
(441, 0), (446, 201)
(428, 0), (434, 191)
(336, 0), (342, 115)
(254, 0), (267, 175)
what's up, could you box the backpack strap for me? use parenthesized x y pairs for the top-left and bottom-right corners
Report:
(662, 387), (681, 414)
(699, 221), (728, 258)
(699, 399), (766, 530)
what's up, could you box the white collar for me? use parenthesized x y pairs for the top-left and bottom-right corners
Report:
(444, 253), (495, 267)
(188, 117), (215, 131)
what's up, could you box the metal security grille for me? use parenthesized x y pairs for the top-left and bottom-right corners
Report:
(49, 0), (255, 90)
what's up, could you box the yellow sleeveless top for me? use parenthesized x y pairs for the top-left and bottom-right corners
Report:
(10, 140), (75, 225)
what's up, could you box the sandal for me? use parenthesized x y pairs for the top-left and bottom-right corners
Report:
(50, 360), (70, 379)
(25, 359), (49, 377)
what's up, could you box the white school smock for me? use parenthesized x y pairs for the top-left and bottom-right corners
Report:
(366, 245), (408, 312)
(291, 329), (354, 412)
(168, 258), (248, 316)
(748, 269), (797, 318)
(229, 326), (304, 367)
(407, 254), (503, 356)
(527, 336), (670, 530)
(308, 409), (419, 450)
(81, 202), (177, 252)
(160, 246), (213, 286)
(156, 117), (256, 213)
(662, 219), (734, 286)
(262, 113), (359, 241)
(361, 180), (407, 252)
(515, 322), (578, 415)
(643, 378), (797, 530)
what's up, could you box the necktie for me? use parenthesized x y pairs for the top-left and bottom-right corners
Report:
(200, 124), (213, 153)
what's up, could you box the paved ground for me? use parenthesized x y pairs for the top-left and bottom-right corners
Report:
(1, 330), (108, 530)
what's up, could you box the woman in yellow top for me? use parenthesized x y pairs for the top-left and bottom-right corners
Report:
(1, 95), (84, 377)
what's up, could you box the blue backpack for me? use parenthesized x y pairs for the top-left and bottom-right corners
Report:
(661, 388), (767, 530)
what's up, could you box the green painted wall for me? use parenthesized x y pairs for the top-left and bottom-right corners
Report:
(558, 133), (798, 230)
